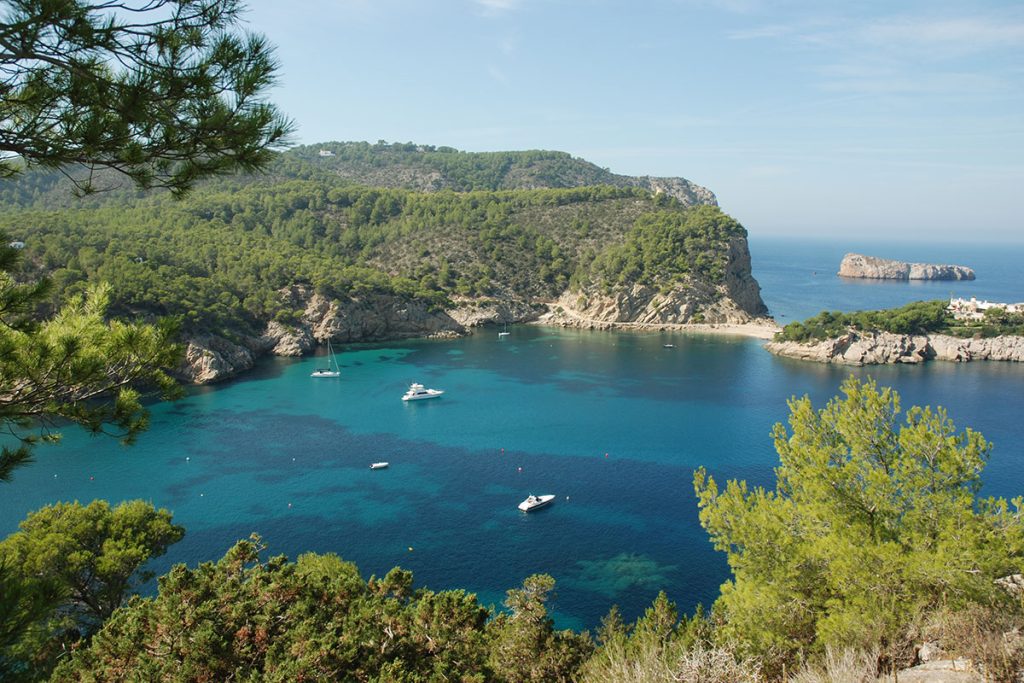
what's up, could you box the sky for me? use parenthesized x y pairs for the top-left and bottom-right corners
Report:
(241, 0), (1024, 242)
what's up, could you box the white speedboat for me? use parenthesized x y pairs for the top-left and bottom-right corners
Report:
(370, 462), (389, 470)
(401, 383), (444, 401)
(518, 494), (555, 512)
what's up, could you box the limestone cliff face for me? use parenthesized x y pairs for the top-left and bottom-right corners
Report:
(551, 282), (759, 327)
(176, 334), (271, 384)
(838, 253), (975, 280)
(766, 331), (1024, 365)
(631, 177), (717, 207)
(298, 290), (465, 343)
(724, 237), (769, 317)
(176, 288), (475, 383)
(550, 236), (769, 326)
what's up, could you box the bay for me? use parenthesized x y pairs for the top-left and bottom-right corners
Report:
(3, 237), (1023, 630)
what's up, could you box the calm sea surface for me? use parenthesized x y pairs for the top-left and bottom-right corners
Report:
(3, 237), (1023, 629)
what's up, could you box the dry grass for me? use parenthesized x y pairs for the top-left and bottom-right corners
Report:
(789, 648), (879, 683)
(579, 641), (761, 683)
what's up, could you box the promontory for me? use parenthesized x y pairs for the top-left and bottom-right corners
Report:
(765, 299), (1024, 366)
(838, 253), (975, 280)
(0, 141), (774, 383)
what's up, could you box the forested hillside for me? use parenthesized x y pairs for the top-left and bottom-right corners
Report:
(0, 143), (766, 382)
(283, 141), (718, 205)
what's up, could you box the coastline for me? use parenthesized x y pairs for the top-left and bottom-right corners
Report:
(766, 331), (1024, 365)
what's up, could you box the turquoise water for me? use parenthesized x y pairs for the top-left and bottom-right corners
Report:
(3, 238), (1023, 629)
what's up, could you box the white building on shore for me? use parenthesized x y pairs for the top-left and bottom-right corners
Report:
(949, 296), (1024, 320)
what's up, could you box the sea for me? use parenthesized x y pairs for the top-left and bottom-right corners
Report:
(2, 236), (1023, 630)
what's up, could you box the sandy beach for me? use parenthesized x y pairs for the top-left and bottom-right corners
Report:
(532, 310), (781, 340)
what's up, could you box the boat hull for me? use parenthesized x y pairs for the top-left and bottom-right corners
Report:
(518, 494), (556, 512)
(401, 391), (444, 401)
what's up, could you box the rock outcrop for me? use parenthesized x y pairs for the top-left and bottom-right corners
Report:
(766, 331), (1024, 365)
(838, 253), (975, 280)
(632, 176), (717, 207)
(176, 334), (272, 384)
(175, 288), (545, 383)
(548, 236), (769, 328)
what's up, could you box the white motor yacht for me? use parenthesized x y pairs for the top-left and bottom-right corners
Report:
(370, 462), (389, 470)
(518, 494), (555, 512)
(401, 383), (444, 401)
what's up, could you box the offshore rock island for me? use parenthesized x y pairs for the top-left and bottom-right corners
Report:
(838, 252), (975, 280)
(0, 141), (773, 383)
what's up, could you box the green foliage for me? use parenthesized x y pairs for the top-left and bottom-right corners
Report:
(579, 599), (745, 683)
(54, 536), (496, 681)
(0, 242), (183, 482)
(586, 205), (746, 291)
(0, 174), (736, 337)
(486, 574), (595, 682)
(694, 377), (1024, 675)
(0, 500), (183, 680)
(285, 141), (664, 193)
(775, 300), (966, 342)
(0, 0), (292, 196)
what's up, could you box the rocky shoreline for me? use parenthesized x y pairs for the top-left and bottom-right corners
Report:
(173, 232), (776, 383)
(766, 330), (1024, 365)
(175, 293), (779, 384)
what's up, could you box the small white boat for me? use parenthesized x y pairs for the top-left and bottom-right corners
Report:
(401, 383), (444, 401)
(311, 340), (341, 378)
(370, 462), (389, 470)
(518, 494), (556, 512)
(662, 344), (675, 349)
(498, 323), (510, 337)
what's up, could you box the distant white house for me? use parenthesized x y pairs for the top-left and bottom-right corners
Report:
(318, 149), (335, 157)
(8, 240), (24, 249)
(949, 296), (1024, 320)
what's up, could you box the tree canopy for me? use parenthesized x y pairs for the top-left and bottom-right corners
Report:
(0, 243), (182, 480)
(694, 377), (1024, 675)
(0, 499), (183, 680)
(0, 0), (293, 196)
(51, 536), (595, 682)
(0, 179), (745, 336)
(775, 299), (1024, 343)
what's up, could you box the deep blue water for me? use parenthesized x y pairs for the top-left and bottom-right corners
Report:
(2, 237), (1023, 630)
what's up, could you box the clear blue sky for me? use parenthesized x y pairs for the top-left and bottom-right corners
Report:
(243, 0), (1023, 242)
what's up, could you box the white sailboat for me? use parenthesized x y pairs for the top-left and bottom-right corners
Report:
(310, 339), (341, 378)
(498, 322), (510, 337)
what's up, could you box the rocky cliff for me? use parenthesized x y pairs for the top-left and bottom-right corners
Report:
(765, 330), (1024, 365)
(838, 253), (975, 280)
(550, 236), (769, 327)
(174, 289), (477, 383)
